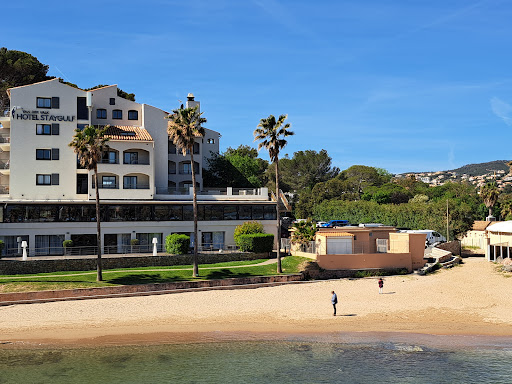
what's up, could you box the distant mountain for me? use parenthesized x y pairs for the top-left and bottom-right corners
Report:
(447, 160), (510, 176)
(403, 160), (511, 177)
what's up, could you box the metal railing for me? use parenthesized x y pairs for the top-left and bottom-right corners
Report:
(123, 184), (150, 190)
(124, 160), (150, 165)
(0, 244), (241, 258)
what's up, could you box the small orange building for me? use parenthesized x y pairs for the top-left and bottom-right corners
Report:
(314, 226), (426, 273)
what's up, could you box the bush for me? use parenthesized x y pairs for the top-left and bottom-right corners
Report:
(237, 233), (274, 253)
(234, 221), (264, 247)
(62, 240), (74, 248)
(130, 239), (140, 246)
(165, 234), (190, 255)
(0, 240), (4, 256)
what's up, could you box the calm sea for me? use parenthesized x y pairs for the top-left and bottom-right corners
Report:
(1, 335), (512, 383)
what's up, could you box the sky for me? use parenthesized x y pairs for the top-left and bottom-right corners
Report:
(3, 0), (512, 174)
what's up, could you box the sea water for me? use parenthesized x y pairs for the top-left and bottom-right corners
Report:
(1, 337), (512, 384)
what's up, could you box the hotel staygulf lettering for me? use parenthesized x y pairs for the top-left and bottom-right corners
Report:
(12, 109), (75, 122)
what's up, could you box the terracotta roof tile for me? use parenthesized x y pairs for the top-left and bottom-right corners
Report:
(472, 221), (498, 231)
(100, 125), (153, 141)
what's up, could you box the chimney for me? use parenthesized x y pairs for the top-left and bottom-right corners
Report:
(186, 93), (200, 111)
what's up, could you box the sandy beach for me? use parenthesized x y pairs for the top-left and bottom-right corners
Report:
(1, 257), (511, 346)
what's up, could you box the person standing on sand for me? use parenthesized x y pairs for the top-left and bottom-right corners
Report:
(378, 278), (384, 294)
(331, 291), (338, 316)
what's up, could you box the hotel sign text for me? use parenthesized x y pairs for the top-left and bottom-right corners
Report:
(12, 108), (76, 122)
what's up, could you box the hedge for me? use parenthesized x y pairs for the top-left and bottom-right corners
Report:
(237, 233), (274, 253)
(165, 234), (190, 255)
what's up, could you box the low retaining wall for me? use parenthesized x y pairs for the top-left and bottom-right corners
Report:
(0, 253), (269, 275)
(0, 274), (304, 306)
(437, 240), (461, 256)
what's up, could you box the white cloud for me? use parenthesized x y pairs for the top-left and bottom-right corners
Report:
(490, 97), (512, 126)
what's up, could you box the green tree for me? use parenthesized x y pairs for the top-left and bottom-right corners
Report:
(290, 219), (317, 246)
(282, 149), (339, 192)
(0, 48), (51, 113)
(167, 104), (206, 277)
(254, 114), (294, 273)
(480, 182), (500, 218)
(68, 125), (110, 281)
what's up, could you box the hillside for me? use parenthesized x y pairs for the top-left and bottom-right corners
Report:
(447, 160), (510, 176)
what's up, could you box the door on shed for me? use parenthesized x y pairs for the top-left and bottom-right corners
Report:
(327, 237), (353, 254)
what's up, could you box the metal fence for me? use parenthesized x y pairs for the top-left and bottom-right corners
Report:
(1, 244), (241, 258)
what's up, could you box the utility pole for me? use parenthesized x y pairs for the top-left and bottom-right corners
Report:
(446, 199), (449, 242)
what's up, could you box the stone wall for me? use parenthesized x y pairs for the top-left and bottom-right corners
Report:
(437, 240), (461, 256)
(0, 274), (304, 305)
(0, 253), (270, 275)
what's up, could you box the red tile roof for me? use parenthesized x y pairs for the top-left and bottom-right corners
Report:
(101, 125), (153, 141)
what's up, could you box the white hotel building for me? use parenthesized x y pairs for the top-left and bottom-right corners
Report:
(0, 79), (276, 256)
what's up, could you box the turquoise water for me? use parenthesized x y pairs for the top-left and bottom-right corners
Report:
(1, 338), (512, 383)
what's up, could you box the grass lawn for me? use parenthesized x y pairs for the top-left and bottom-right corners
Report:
(0, 256), (309, 293)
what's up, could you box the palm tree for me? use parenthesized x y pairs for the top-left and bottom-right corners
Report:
(69, 125), (110, 281)
(480, 182), (499, 218)
(254, 114), (294, 273)
(167, 104), (206, 277)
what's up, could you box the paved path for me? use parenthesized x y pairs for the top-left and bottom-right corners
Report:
(0, 259), (278, 280)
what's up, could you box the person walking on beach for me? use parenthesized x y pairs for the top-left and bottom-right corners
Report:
(378, 278), (384, 294)
(331, 291), (338, 316)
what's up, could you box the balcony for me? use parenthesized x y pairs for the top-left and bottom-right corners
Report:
(0, 136), (10, 151)
(0, 160), (9, 175)
(154, 187), (270, 201)
(123, 183), (150, 190)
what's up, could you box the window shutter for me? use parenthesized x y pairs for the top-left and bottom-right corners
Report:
(52, 148), (59, 160)
(51, 97), (60, 109)
(51, 173), (59, 185)
(51, 124), (59, 135)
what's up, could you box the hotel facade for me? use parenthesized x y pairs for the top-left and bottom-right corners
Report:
(0, 79), (276, 256)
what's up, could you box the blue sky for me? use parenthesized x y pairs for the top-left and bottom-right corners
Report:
(3, 0), (512, 174)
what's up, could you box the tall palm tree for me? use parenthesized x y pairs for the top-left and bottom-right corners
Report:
(167, 104), (206, 277)
(480, 182), (499, 218)
(69, 125), (110, 281)
(254, 114), (294, 273)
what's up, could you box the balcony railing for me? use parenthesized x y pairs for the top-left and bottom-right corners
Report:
(123, 184), (150, 190)
(99, 159), (119, 164)
(124, 160), (150, 165)
(92, 183), (119, 189)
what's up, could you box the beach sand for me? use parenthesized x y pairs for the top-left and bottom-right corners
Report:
(1, 257), (511, 346)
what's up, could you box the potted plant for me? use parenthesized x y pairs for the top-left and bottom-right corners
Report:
(130, 238), (140, 254)
(63, 239), (74, 255)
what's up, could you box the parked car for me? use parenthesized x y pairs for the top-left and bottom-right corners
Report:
(400, 229), (446, 247)
(320, 220), (350, 228)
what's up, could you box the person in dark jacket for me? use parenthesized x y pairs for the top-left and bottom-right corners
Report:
(378, 278), (384, 294)
(331, 291), (338, 316)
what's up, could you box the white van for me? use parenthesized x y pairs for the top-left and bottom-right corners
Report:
(400, 230), (446, 247)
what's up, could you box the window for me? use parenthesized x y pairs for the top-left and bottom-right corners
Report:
(168, 142), (177, 154)
(110, 98), (115, 105)
(112, 109), (122, 119)
(96, 109), (107, 119)
(207, 138), (215, 144)
(128, 110), (138, 120)
(76, 97), (88, 120)
(182, 163), (191, 174)
(124, 176), (137, 189)
(36, 97), (51, 108)
(102, 151), (118, 164)
(77, 174), (88, 194)
(36, 124), (51, 135)
(36, 149), (51, 160)
(102, 176), (117, 189)
(124, 152), (138, 164)
(193, 142), (200, 154)
(36, 174), (51, 185)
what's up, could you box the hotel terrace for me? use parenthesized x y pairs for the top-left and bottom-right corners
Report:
(0, 79), (277, 256)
